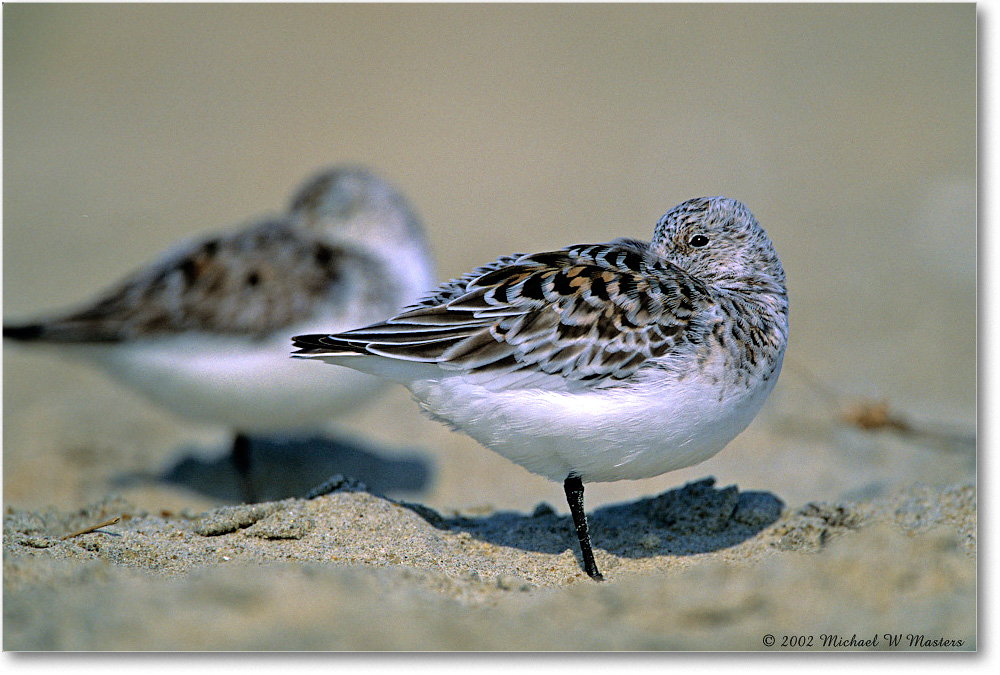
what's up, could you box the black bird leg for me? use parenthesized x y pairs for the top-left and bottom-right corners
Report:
(231, 432), (258, 503)
(564, 473), (604, 581)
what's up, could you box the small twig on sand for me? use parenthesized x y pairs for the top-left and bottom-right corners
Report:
(784, 357), (973, 452)
(60, 516), (121, 540)
(837, 399), (912, 434)
(786, 357), (912, 432)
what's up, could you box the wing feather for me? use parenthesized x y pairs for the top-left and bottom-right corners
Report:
(7, 220), (385, 342)
(294, 240), (710, 388)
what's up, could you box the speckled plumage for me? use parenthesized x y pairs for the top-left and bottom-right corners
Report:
(296, 196), (786, 404)
(5, 167), (432, 343)
(293, 195), (787, 579)
(4, 167), (436, 495)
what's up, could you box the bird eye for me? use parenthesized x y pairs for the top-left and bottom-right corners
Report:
(688, 234), (710, 248)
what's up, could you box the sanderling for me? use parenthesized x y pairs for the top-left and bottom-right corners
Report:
(292, 196), (788, 580)
(5, 166), (436, 502)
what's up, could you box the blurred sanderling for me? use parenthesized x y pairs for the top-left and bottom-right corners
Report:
(293, 195), (788, 580)
(4, 166), (436, 501)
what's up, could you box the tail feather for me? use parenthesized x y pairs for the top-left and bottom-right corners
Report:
(3, 319), (123, 343)
(291, 333), (367, 356)
(3, 323), (47, 341)
(291, 331), (443, 383)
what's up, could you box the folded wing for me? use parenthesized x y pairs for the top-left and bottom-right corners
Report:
(5, 220), (378, 342)
(293, 241), (709, 388)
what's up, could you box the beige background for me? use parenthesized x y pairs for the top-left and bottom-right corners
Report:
(3, 4), (975, 515)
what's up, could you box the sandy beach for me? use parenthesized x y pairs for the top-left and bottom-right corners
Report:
(2, 376), (978, 650)
(2, 4), (976, 651)
(3, 475), (977, 650)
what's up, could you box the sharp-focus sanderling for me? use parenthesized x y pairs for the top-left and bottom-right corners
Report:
(293, 196), (788, 580)
(5, 166), (436, 502)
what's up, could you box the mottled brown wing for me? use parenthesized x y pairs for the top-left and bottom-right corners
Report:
(6, 220), (370, 342)
(299, 241), (709, 387)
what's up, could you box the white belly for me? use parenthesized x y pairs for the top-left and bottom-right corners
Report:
(75, 332), (386, 433)
(410, 360), (781, 483)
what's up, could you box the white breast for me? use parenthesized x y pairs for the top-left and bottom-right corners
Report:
(410, 353), (783, 482)
(69, 328), (387, 434)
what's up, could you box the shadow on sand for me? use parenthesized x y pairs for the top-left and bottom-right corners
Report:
(397, 477), (784, 562)
(112, 433), (434, 503)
